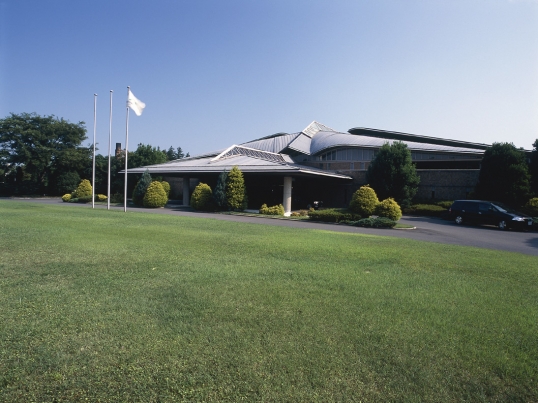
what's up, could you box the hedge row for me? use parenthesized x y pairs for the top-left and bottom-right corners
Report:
(308, 208), (362, 223)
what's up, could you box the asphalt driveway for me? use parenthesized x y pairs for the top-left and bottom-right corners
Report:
(3, 198), (538, 256)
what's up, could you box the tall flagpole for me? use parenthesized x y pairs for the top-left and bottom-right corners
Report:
(107, 90), (113, 210)
(124, 86), (130, 212)
(92, 94), (97, 209)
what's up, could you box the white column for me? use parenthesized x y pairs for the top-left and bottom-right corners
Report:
(283, 176), (292, 217)
(183, 177), (190, 206)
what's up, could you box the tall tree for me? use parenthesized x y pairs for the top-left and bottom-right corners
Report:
(0, 112), (88, 194)
(128, 143), (167, 168)
(366, 141), (419, 207)
(530, 139), (538, 197)
(475, 142), (531, 205)
(166, 146), (185, 161)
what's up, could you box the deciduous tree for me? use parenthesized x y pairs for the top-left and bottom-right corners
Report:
(475, 142), (530, 205)
(367, 141), (419, 207)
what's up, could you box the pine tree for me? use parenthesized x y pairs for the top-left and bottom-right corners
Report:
(213, 170), (228, 209)
(132, 169), (152, 206)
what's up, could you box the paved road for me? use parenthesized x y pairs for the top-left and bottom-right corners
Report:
(3, 198), (538, 256)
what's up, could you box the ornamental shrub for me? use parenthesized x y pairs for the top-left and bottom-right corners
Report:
(159, 181), (171, 198)
(77, 195), (93, 203)
(190, 183), (213, 211)
(74, 179), (92, 198)
(132, 169), (152, 206)
(226, 166), (247, 210)
(349, 185), (379, 217)
(143, 181), (168, 208)
(308, 208), (361, 223)
(403, 203), (446, 217)
(259, 203), (285, 215)
(375, 197), (402, 221)
(96, 194), (108, 202)
(62, 193), (71, 202)
(352, 217), (397, 228)
(524, 197), (538, 216)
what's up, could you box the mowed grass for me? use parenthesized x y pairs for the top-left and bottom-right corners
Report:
(0, 201), (537, 402)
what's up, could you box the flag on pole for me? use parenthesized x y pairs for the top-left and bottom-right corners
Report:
(127, 89), (146, 116)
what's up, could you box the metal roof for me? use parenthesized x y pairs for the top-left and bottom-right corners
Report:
(240, 132), (300, 154)
(127, 153), (352, 179)
(310, 131), (484, 155)
(348, 127), (491, 150)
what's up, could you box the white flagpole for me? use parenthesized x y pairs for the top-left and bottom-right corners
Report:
(92, 94), (97, 209)
(107, 90), (113, 210)
(124, 86), (130, 212)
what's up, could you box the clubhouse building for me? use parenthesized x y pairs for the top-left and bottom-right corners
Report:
(127, 121), (487, 215)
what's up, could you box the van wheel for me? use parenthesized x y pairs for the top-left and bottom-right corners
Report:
(455, 216), (463, 225)
(498, 220), (507, 230)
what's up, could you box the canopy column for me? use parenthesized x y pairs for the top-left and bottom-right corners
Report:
(182, 177), (190, 206)
(283, 176), (292, 216)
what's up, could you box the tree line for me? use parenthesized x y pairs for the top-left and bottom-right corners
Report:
(2, 112), (538, 207)
(0, 112), (188, 196)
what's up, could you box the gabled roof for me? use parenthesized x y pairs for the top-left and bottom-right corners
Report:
(127, 143), (352, 179)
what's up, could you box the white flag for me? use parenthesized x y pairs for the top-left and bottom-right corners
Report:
(127, 89), (146, 116)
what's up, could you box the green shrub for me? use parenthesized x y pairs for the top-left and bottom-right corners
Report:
(132, 170), (152, 206)
(213, 171), (228, 209)
(74, 179), (92, 198)
(110, 192), (124, 203)
(96, 194), (107, 202)
(375, 198), (402, 221)
(190, 183), (213, 211)
(523, 197), (538, 217)
(62, 193), (71, 202)
(56, 171), (81, 195)
(349, 185), (379, 217)
(436, 200), (453, 209)
(226, 166), (247, 210)
(404, 204), (447, 217)
(68, 197), (79, 203)
(159, 181), (170, 198)
(259, 203), (285, 215)
(351, 217), (397, 228)
(290, 210), (308, 217)
(143, 181), (168, 208)
(77, 195), (93, 203)
(308, 208), (361, 223)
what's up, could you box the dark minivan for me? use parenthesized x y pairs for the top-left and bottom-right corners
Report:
(448, 200), (533, 230)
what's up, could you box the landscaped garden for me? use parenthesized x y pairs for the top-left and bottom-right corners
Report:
(0, 200), (536, 402)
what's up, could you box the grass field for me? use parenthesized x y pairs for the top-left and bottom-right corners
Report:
(0, 200), (537, 402)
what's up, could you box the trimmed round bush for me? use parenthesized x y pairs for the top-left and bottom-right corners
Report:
(190, 183), (213, 211)
(375, 197), (402, 221)
(143, 181), (168, 208)
(349, 185), (379, 217)
(159, 181), (171, 198)
(259, 203), (285, 215)
(74, 179), (92, 198)
(62, 193), (71, 202)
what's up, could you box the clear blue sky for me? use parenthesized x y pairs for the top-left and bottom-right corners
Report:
(1, 0), (537, 156)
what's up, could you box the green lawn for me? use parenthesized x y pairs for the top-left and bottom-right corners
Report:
(0, 200), (537, 402)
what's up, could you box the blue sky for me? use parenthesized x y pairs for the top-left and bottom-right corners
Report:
(1, 0), (537, 156)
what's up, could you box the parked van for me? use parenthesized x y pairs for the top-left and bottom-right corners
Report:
(448, 200), (533, 230)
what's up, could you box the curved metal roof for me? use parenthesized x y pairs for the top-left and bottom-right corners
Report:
(310, 131), (484, 155)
